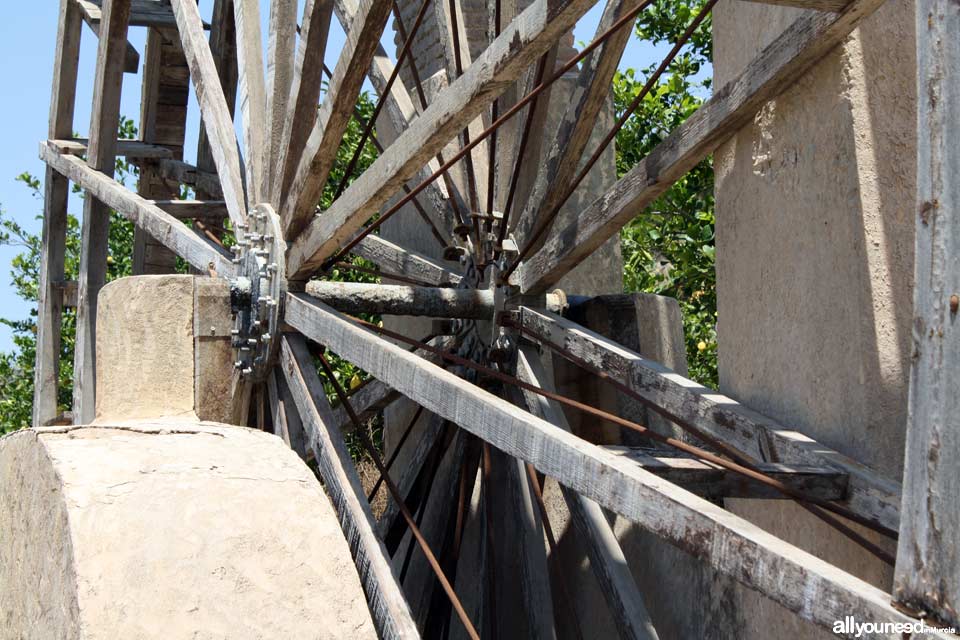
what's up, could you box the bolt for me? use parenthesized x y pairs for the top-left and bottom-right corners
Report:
(242, 367), (253, 375)
(231, 329), (240, 336)
(210, 326), (217, 335)
(951, 294), (959, 315)
(248, 338), (258, 346)
(261, 333), (271, 341)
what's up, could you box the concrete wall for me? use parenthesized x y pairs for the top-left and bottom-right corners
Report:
(713, 0), (916, 637)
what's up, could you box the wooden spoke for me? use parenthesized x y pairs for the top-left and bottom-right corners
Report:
(34, 0), (83, 428)
(286, 0), (599, 279)
(279, 334), (420, 639)
(233, 0), (268, 204)
(265, 0), (298, 199)
(353, 233), (463, 288)
(516, 345), (661, 640)
(283, 293), (947, 638)
(72, 0), (132, 425)
(517, 0), (889, 294)
(515, 306), (901, 531)
(170, 0), (248, 227)
(275, 0), (334, 204)
(195, 0), (239, 191)
(513, 0), (638, 248)
(41, 145), (236, 277)
(281, 0), (394, 240)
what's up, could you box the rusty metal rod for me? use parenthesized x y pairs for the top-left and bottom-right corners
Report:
(481, 442), (498, 640)
(504, 0), (717, 280)
(323, 0), (660, 271)
(316, 349), (480, 640)
(369, 405), (426, 502)
(348, 315), (899, 546)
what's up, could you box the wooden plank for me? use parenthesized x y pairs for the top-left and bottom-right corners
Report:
(740, 0), (852, 11)
(267, 368), (308, 459)
(75, 0), (140, 73)
(72, 0), (132, 424)
(893, 0), (960, 627)
(283, 293), (943, 638)
(518, 0), (891, 294)
(170, 0), (247, 227)
(34, 0), (83, 428)
(148, 200), (229, 221)
(516, 346), (659, 640)
(514, 0), (636, 248)
(305, 281), (494, 319)
(516, 307), (901, 532)
(49, 138), (173, 159)
(287, 0), (597, 279)
(155, 158), (224, 199)
(233, 0), (268, 204)
(280, 0), (393, 241)
(196, 0), (239, 193)
(41, 146), (236, 277)
(76, 0), (211, 29)
(278, 334), (421, 639)
(354, 235), (462, 286)
(264, 0), (298, 199)
(274, 0), (334, 204)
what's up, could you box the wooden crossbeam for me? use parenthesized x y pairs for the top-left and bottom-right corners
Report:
(893, 0), (960, 627)
(155, 158), (224, 199)
(34, 0), (83, 427)
(274, 0), (333, 204)
(74, 0), (140, 73)
(516, 306), (901, 531)
(517, 0), (890, 294)
(41, 145), (236, 277)
(278, 334), (421, 639)
(170, 0), (247, 228)
(76, 0), (212, 29)
(286, 0), (599, 279)
(148, 200), (229, 221)
(284, 293), (941, 637)
(514, 0), (637, 249)
(353, 235), (462, 286)
(49, 138), (173, 159)
(72, 0), (132, 424)
(305, 281), (493, 319)
(233, 0), (268, 204)
(740, 0), (852, 11)
(516, 346), (659, 640)
(281, 0), (393, 240)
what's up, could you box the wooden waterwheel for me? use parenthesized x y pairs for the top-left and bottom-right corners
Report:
(33, 0), (958, 637)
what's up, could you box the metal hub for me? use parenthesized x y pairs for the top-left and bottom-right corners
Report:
(230, 204), (286, 381)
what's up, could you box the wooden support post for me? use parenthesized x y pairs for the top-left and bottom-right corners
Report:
(34, 0), (83, 427)
(893, 0), (960, 628)
(72, 0), (131, 425)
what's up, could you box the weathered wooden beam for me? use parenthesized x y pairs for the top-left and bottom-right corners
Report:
(276, 1), (335, 208)
(170, 0), (247, 227)
(49, 138), (173, 159)
(353, 235), (462, 287)
(518, 0), (891, 294)
(34, 0), (83, 427)
(264, 0), (298, 199)
(72, 0), (131, 424)
(41, 145), (236, 277)
(267, 368), (308, 460)
(516, 306), (901, 531)
(305, 281), (494, 319)
(893, 0), (960, 627)
(516, 346), (659, 640)
(56, 280), (79, 309)
(286, 0), (599, 279)
(740, 0), (852, 11)
(514, 0), (637, 249)
(196, 0), (239, 193)
(283, 293), (941, 637)
(148, 200), (229, 221)
(281, 0), (393, 240)
(233, 0), (268, 204)
(74, 0), (140, 73)
(278, 334), (421, 639)
(76, 0), (212, 29)
(155, 158), (224, 199)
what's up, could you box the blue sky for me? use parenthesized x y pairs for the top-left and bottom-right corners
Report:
(0, 2), (675, 352)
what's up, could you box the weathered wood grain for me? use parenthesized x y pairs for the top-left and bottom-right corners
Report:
(264, 0), (298, 199)
(893, 0), (960, 627)
(233, 0), (267, 204)
(41, 146), (236, 277)
(514, 0), (636, 249)
(147, 200), (229, 221)
(170, 0), (247, 227)
(50, 137), (173, 159)
(354, 235), (463, 287)
(275, 0), (333, 204)
(196, 0), (238, 193)
(72, 0), (131, 425)
(283, 293), (941, 637)
(34, 0), (83, 427)
(516, 346), (659, 640)
(517, 307), (901, 532)
(281, 0), (393, 240)
(518, 0), (891, 294)
(305, 281), (494, 319)
(267, 368), (309, 459)
(77, 0), (208, 29)
(741, 0), (851, 11)
(286, 0), (599, 278)
(279, 334), (421, 639)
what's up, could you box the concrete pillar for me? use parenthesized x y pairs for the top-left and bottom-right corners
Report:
(712, 0), (916, 637)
